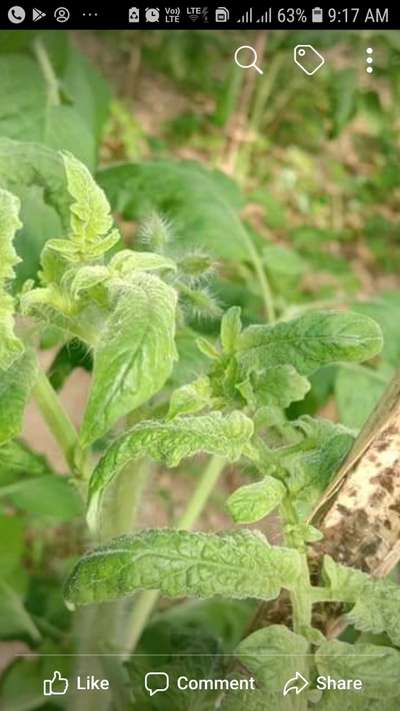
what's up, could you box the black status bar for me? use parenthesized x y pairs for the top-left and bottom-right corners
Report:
(0, 4), (397, 30)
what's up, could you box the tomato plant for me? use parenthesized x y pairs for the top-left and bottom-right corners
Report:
(1, 28), (400, 711)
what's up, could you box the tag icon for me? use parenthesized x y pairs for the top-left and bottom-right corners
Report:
(294, 45), (325, 75)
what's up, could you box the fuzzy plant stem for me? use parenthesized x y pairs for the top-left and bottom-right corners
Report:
(281, 497), (313, 634)
(243, 230), (276, 323)
(123, 454), (226, 655)
(33, 37), (61, 106)
(32, 366), (86, 475)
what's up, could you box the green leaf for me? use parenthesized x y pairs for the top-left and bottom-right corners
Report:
(283, 418), (353, 517)
(353, 293), (400, 368)
(110, 249), (177, 277)
(239, 365), (310, 410)
(0, 514), (26, 586)
(0, 138), (70, 286)
(64, 529), (302, 607)
(196, 336), (220, 360)
(0, 189), (22, 282)
(62, 40), (111, 146)
(0, 54), (95, 168)
(335, 365), (389, 430)
(322, 556), (400, 646)
(257, 365), (311, 408)
(87, 411), (253, 529)
(318, 693), (398, 711)
(227, 476), (286, 524)
(220, 686), (270, 711)
(237, 311), (383, 376)
(0, 476), (82, 521)
(0, 582), (40, 640)
(20, 283), (90, 344)
(316, 639), (400, 699)
(69, 265), (110, 300)
(263, 244), (306, 276)
(235, 625), (308, 695)
(0, 188), (24, 370)
(60, 151), (119, 260)
(0, 351), (37, 445)
(97, 160), (249, 260)
(262, 244), (307, 294)
(221, 307), (242, 355)
(0, 439), (53, 486)
(167, 376), (212, 419)
(80, 273), (178, 446)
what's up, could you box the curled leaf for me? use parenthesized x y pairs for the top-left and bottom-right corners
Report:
(0, 189), (24, 370)
(238, 365), (310, 411)
(110, 250), (176, 276)
(0, 351), (37, 445)
(316, 639), (400, 699)
(322, 556), (400, 646)
(87, 411), (254, 530)
(227, 476), (286, 524)
(64, 529), (301, 607)
(64, 151), (113, 244)
(69, 265), (110, 300)
(167, 376), (212, 419)
(221, 306), (242, 355)
(80, 273), (178, 447)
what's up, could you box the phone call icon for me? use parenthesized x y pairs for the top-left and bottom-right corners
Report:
(8, 5), (26, 23)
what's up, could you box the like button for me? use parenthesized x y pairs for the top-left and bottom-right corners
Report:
(43, 670), (69, 696)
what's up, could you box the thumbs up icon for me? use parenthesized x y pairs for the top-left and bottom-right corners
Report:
(43, 670), (69, 696)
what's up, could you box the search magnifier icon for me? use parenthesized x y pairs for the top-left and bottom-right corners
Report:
(234, 45), (263, 75)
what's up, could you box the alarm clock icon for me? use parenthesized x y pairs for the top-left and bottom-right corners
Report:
(145, 7), (160, 22)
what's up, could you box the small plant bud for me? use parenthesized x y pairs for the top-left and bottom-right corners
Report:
(177, 250), (216, 285)
(137, 213), (172, 253)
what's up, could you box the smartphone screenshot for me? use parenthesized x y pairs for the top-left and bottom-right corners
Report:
(0, 4), (399, 710)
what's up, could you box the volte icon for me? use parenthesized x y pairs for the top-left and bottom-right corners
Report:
(33, 7), (46, 21)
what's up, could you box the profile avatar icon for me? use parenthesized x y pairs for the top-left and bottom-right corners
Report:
(54, 7), (70, 22)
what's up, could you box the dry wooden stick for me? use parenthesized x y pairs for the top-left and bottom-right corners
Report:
(310, 371), (400, 574)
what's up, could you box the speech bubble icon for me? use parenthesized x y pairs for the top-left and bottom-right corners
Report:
(144, 672), (170, 696)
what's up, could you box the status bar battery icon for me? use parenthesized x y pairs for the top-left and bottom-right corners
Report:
(312, 7), (323, 22)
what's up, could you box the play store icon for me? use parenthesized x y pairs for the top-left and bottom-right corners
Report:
(32, 7), (46, 21)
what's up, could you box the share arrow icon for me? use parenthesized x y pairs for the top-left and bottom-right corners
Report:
(32, 8), (46, 21)
(282, 671), (309, 696)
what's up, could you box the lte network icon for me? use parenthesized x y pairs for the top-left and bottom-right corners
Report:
(216, 6), (229, 22)
(129, 6), (139, 22)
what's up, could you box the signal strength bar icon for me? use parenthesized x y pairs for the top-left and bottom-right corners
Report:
(256, 9), (271, 23)
(237, 8), (253, 23)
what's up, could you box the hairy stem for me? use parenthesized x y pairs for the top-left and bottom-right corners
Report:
(33, 37), (61, 106)
(32, 367), (85, 475)
(100, 458), (152, 541)
(281, 498), (312, 633)
(243, 230), (276, 323)
(176, 455), (226, 529)
(123, 455), (226, 654)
